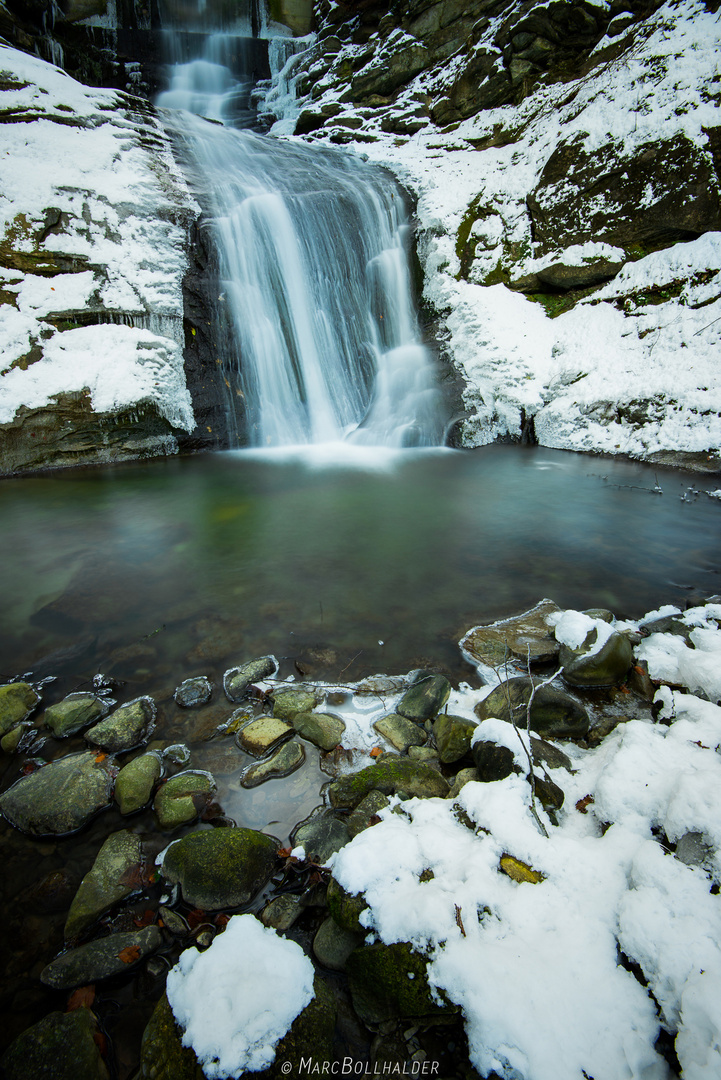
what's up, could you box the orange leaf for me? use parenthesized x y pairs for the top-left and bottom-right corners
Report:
(66, 985), (95, 1011)
(118, 945), (141, 964)
(133, 909), (155, 928)
(277, 847), (293, 859)
(370, 747), (383, 758)
(214, 913), (230, 931)
(94, 753), (107, 763)
(186, 908), (208, 929)
(93, 1032), (108, 1056)
(575, 795), (594, 815)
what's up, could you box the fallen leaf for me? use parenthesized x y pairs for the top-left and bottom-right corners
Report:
(118, 945), (141, 964)
(370, 747), (383, 758)
(576, 794), (594, 814)
(133, 909), (155, 928)
(214, 913), (230, 931)
(94, 753), (107, 763)
(93, 1032), (108, 1056)
(66, 985), (95, 1011)
(277, 847), (293, 859)
(186, 908), (208, 929)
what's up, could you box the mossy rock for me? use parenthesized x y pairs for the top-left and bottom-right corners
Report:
(326, 875), (369, 933)
(0, 750), (116, 836)
(223, 656), (277, 702)
(433, 714), (477, 764)
(44, 693), (110, 738)
(115, 753), (162, 814)
(559, 630), (634, 687)
(160, 828), (278, 910)
(272, 687), (324, 720)
(85, 696), (156, 753)
(137, 993), (204, 1080)
(65, 829), (142, 939)
(328, 757), (449, 809)
(2, 1007), (109, 1080)
(346, 941), (458, 1025)
(292, 711), (346, 750)
(0, 681), (40, 736)
(396, 674), (451, 721)
(474, 677), (589, 739)
(154, 771), (215, 830)
(259, 976), (336, 1079)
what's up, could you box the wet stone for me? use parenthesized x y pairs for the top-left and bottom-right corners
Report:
(461, 599), (562, 669)
(137, 993), (204, 1080)
(1, 724), (26, 752)
(40, 925), (162, 988)
(347, 941), (457, 1025)
(472, 738), (517, 782)
(373, 712), (427, 752)
(292, 711), (346, 750)
(396, 673), (451, 721)
(530, 736), (572, 772)
(160, 827), (278, 909)
(85, 695), (156, 753)
(154, 771), (216, 830)
(292, 809), (351, 863)
(328, 757), (449, 809)
(433, 713), (477, 764)
(447, 767), (479, 799)
(174, 677), (213, 708)
(346, 789), (390, 838)
(237, 715), (293, 756)
(559, 630), (634, 687)
(0, 750), (116, 835)
(65, 829), (143, 939)
(44, 692), (110, 738)
(313, 916), (364, 972)
(223, 656), (278, 702)
(240, 739), (306, 788)
(260, 893), (304, 931)
(1, 1007), (109, 1080)
(115, 753), (162, 814)
(474, 677), (590, 739)
(0, 681), (40, 736)
(272, 686), (324, 719)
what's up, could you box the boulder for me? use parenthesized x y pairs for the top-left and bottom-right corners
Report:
(461, 599), (562, 669)
(291, 711), (346, 750)
(137, 994), (204, 1080)
(326, 875), (369, 933)
(259, 894), (304, 931)
(41, 926), (162, 988)
(0, 682), (40, 736)
(44, 693), (110, 738)
(291, 809), (351, 864)
(160, 828), (278, 909)
(85, 696), (156, 753)
(1, 1008), (109, 1080)
(559, 630), (634, 687)
(223, 656), (278, 702)
(0, 751), (116, 835)
(115, 753), (162, 814)
(373, 712), (427, 752)
(65, 829), (143, 939)
(472, 738), (517, 782)
(328, 757), (449, 809)
(433, 713), (477, 764)
(313, 916), (364, 971)
(396, 673), (451, 721)
(346, 789), (390, 838)
(240, 740), (306, 788)
(154, 771), (216, 830)
(474, 677), (589, 739)
(346, 941), (457, 1025)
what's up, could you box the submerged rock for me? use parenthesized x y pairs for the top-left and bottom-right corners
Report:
(240, 740), (306, 788)
(0, 682), (40, 736)
(373, 712), (427, 752)
(1, 1008), (109, 1080)
(0, 750), (116, 835)
(41, 926), (162, 988)
(115, 753), (162, 814)
(160, 828), (278, 909)
(154, 771), (216, 830)
(396, 673), (451, 721)
(223, 656), (278, 702)
(474, 677), (590, 739)
(44, 693), (110, 738)
(85, 696), (156, 752)
(292, 711), (346, 750)
(65, 829), (143, 939)
(174, 678), (213, 708)
(328, 757), (449, 809)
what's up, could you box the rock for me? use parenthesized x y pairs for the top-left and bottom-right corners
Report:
(259, 894), (304, 931)
(408, 745), (440, 763)
(346, 789), (390, 838)
(25, 868), (78, 914)
(240, 740), (306, 788)
(474, 677), (590, 739)
(160, 828), (278, 909)
(174, 678), (213, 708)
(447, 767), (479, 798)
(433, 714), (477, 764)
(675, 831), (713, 867)
(472, 738), (517, 782)
(84, 696), (156, 753)
(115, 753), (162, 814)
(328, 757), (449, 809)
(65, 829), (143, 939)
(137, 993), (204, 1080)
(1, 1008), (109, 1080)
(292, 711), (346, 750)
(0, 751), (116, 835)
(533, 773), (564, 812)
(263, 975), (336, 1078)
(41, 926), (162, 988)
(272, 686), (324, 719)
(346, 941), (457, 1025)
(291, 809), (351, 863)
(641, 614), (693, 641)
(154, 771), (216, 830)
(44, 693), (110, 738)
(223, 656), (278, 702)
(499, 855), (545, 884)
(395, 673), (451, 721)
(373, 712), (427, 752)
(163, 743), (191, 766)
(0, 682), (40, 736)
(313, 916), (364, 971)
(461, 599), (562, 669)
(356, 674), (409, 695)
(237, 715), (293, 756)
(1, 725), (26, 752)
(530, 736), (573, 772)
(326, 875), (368, 933)
(559, 630), (634, 687)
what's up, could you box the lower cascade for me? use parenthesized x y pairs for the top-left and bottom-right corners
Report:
(157, 26), (444, 449)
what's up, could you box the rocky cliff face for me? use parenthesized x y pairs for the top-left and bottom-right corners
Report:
(278, 0), (721, 467)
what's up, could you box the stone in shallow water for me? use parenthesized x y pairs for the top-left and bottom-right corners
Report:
(461, 599), (562, 669)
(292, 809), (351, 863)
(0, 750), (116, 835)
(237, 715), (293, 756)
(65, 829), (143, 939)
(0, 682), (40, 736)
(154, 771), (216, 830)
(160, 828), (279, 909)
(396, 673), (451, 721)
(41, 926), (162, 988)
(1, 1008), (109, 1080)
(260, 893), (304, 931)
(223, 656), (278, 702)
(85, 695), (156, 752)
(174, 677), (213, 708)
(115, 753), (162, 814)
(272, 686), (324, 719)
(44, 693), (110, 738)
(292, 711), (346, 750)
(373, 712), (427, 752)
(240, 740), (306, 788)
(474, 677), (589, 739)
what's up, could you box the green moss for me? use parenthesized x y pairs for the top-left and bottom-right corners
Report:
(328, 757), (449, 809)
(346, 941), (459, 1025)
(327, 876), (368, 932)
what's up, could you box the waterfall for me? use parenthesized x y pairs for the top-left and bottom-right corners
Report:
(157, 3), (444, 448)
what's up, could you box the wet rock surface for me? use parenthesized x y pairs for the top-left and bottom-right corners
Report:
(328, 756), (450, 808)
(474, 676), (590, 739)
(85, 696), (157, 753)
(2, 1007), (110, 1080)
(44, 693), (110, 738)
(0, 682), (40, 735)
(160, 828), (279, 909)
(0, 751), (117, 835)
(40, 926), (162, 988)
(224, 656), (278, 701)
(114, 753), (163, 815)
(153, 771), (216, 830)
(65, 829), (143, 939)
(240, 739), (306, 787)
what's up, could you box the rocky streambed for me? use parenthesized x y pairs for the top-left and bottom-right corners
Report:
(1, 595), (720, 1080)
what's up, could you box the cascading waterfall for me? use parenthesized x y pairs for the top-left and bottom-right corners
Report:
(157, 2), (444, 448)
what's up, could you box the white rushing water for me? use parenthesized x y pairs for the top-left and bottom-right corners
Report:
(156, 3), (443, 448)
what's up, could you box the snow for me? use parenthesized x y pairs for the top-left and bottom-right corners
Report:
(325, 600), (721, 1079)
(166, 914), (315, 1079)
(550, 609), (615, 653)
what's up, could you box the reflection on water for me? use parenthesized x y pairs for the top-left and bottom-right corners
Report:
(1, 444), (719, 685)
